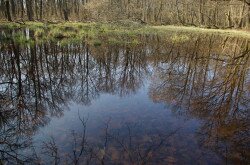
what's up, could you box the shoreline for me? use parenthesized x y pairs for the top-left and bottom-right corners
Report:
(0, 22), (249, 43)
(153, 25), (250, 39)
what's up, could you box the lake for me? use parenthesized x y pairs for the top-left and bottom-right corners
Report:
(0, 30), (249, 164)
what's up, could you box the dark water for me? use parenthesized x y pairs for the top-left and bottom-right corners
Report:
(0, 32), (249, 165)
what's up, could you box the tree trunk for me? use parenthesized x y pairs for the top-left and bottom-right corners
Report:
(199, 0), (204, 25)
(238, 3), (246, 28)
(5, 0), (12, 21)
(63, 9), (69, 21)
(63, 0), (69, 21)
(10, 0), (15, 18)
(20, 0), (24, 19)
(39, 0), (43, 20)
(26, 0), (34, 21)
(227, 11), (233, 28)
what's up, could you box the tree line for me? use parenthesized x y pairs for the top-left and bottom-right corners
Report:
(0, 0), (249, 28)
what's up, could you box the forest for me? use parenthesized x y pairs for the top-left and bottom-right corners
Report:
(0, 0), (250, 29)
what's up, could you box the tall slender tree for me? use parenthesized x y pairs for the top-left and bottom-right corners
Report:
(26, 0), (34, 21)
(5, 0), (12, 21)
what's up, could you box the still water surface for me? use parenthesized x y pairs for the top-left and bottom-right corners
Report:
(0, 32), (249, 164)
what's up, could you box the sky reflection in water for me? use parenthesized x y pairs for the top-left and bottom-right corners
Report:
(0, 32), (249, 164)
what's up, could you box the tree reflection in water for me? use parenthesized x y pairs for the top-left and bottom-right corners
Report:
(0, 32), (249, 164)
(149, 35), (250, 164)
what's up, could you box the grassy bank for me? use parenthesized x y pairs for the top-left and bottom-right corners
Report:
(0, 21), (249, 45)
(0, 21), (145, 45)
(153, 25), (250, 39)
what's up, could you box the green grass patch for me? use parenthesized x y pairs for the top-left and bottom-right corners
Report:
(0, 21), (249, 46)
(153, 25), (250, 39)
(171, 34), (190, 43)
